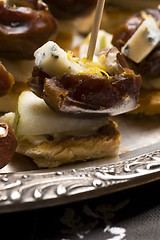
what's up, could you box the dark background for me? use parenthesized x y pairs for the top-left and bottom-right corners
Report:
(1, 179), (160, 240)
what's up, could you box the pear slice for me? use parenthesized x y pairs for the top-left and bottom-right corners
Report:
(15, 91), (108, 136)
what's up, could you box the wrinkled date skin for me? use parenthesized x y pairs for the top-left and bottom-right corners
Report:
(44, 0), (97, 19)
(0, 123), (17, 169)
(112, 8), (160, 79)
(0, 1), (57, 59)
(29, 67), (141, 117)
(0, 61), (15, 97)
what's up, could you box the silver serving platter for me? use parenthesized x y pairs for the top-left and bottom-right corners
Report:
(0, 115), (160, 214)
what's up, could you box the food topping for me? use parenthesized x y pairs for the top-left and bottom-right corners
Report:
(97, 47), (128, 75)
(34, 41), (83, 77)
(121, 17), (160, 63)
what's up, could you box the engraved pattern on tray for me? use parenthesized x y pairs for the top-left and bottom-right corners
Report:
(0, 144), (160, 213)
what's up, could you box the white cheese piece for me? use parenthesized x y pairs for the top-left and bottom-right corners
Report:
(97, 47), (122, 75)
(34, 41), (83, 76)
(15, 91), (107, 136)
(122, 17), (160, 63)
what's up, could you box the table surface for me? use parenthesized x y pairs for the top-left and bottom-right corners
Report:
(1, 179), (160, 240)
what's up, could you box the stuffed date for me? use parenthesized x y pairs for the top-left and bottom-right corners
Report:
(29, 42), (141, 117)
(112, 8), (160, 83)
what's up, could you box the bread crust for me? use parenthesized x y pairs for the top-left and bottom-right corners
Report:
(16, 120), (120, 168)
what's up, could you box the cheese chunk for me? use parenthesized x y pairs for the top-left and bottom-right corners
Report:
(122, 17), (160, 63)
(34, 40), (110, 77)
(34, 41), (83, 77)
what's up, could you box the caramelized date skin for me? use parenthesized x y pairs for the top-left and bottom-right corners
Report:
(129, 46), (160, 80)
(0, 61), (14, 97)
(112, 16), (142, 51)
(29, 67), (141, 117)
(112, 9), (160, 78)
(44, 0), (97, 19)
(0, 123), (17, 169)
(29, 66), (49, 98)
(0, 1), (57, 59)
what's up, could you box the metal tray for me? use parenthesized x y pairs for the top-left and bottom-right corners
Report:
(0, 115), (160, 213)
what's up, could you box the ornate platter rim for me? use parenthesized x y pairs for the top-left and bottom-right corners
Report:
(0, 142), (160, 214)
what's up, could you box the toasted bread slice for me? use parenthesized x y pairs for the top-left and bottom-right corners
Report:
(16, 120), (120, 168)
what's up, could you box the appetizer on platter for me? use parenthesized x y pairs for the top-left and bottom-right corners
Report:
(112, 7), (160, 115)
(0, 0), (57, 112)
(1, 40), (141, 168)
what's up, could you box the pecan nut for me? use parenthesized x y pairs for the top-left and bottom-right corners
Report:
(0, 123), (17, 169)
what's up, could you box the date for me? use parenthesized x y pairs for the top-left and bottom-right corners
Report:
(29, 67), (141, 117)
(44, 0), (97, 19)
(0, 1), (57, 59)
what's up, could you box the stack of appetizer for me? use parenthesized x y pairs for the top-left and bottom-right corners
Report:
(1, 38), (141, 167)
(3, 0), (160, 169)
